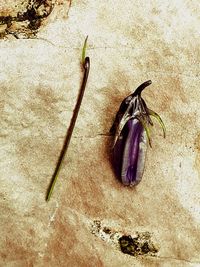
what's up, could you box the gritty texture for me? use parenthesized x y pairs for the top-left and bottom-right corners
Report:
(0, 0), (200, 266)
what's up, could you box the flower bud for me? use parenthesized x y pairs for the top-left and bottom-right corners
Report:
(111, 81), (165, 186)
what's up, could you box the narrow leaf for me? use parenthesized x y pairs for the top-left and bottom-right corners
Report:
(82, 36), (88, 64)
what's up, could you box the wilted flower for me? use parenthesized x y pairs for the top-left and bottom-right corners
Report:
(110, 80), (165, 186)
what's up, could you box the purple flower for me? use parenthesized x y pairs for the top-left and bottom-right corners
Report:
(111, 80), (165, 186)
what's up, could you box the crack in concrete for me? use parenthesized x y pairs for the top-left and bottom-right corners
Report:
(47, 200), (59, 227)
(36, 200), (59, 259)
(72, 133), (112, 139)
(5, 37), (197, 80)
(156, 255), (200, 264)
(7, 36), (197, 79)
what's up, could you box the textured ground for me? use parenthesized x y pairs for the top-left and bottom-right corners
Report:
(0, 0), (200, 266)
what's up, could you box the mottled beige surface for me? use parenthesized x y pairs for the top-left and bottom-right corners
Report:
(0, 0), (200, 266)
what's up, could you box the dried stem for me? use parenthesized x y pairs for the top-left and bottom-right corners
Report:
(46, 44), (90, 202)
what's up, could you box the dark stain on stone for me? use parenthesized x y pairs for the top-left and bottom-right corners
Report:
(119, 233), (158, 257)
(103, 227), (112, 234)
(0, 1), (54, 38)
(90, 220), (159, 257)
(91, 220), (101, 234)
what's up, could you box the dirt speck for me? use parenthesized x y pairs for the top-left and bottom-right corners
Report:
(119, 233), (159, 257)
(90, 220), (159, 257)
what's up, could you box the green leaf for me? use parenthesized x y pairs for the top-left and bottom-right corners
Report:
(82, 36), (88, 64)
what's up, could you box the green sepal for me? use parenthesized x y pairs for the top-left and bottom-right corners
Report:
(148, 108), (166, 138)
(113, 114), (133, 147)
(136, 116), (152, 147)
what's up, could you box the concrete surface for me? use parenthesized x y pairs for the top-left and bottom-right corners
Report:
(0, 0), (200, 266)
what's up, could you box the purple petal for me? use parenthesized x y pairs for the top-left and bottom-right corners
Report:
(113, 119), (147, 186)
